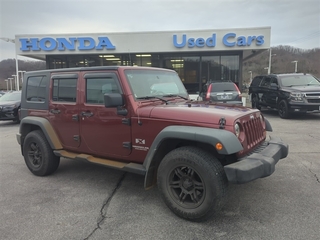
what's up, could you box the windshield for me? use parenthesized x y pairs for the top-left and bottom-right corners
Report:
(280, 75), (320, 87)
(0, 92), (21, 102)
(125, 69), (188, 99)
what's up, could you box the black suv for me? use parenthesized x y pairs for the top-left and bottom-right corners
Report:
(249, 73), (320, 118)
(198, 80), (242, 105)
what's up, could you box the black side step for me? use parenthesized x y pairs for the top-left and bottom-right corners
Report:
(54, 150), (146, 175)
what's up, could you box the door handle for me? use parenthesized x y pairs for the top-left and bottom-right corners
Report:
(81, 111), (94, 117)
(50, 109), (61, 114)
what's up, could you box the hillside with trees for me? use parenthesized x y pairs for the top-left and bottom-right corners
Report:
(0, 46), (319, 90)
(243, 46), (320, 85)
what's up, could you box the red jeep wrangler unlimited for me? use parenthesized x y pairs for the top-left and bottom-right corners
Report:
(17, 66), (288, 221)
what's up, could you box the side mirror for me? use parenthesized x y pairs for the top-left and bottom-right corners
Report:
(104, 93), (124, 107)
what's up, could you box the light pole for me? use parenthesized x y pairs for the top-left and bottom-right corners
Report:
(18, 70), (26, 84)
(268, 48), (276, 74)
(291, 60), (298, 73)
(8, 77), (13, 91)
(0, 37), (19, 90)
(12, 75), (17, 90)
(5, 80), (9, 91)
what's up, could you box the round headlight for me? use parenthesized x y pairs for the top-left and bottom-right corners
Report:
(234, 123), (240, 137)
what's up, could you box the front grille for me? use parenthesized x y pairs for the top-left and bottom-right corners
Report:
(305, 92), (320, 103)
(243, 117), (265, 149)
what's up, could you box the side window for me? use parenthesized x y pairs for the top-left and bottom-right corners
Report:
(86, 77), (120, 104)
(260, 77), (271, 88)
(252, 77), (262, 87)
(52, 78), (77, 102)
(270, 77), (278, 86)
(26, 76), (48, 102)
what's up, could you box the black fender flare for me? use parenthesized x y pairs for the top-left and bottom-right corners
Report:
(143, 125), (243, 188)
(264, 117), (273, 132)
(18, 116), (63, 150)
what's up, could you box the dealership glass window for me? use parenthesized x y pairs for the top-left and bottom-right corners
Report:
(163, 55), (200, 94)
(221, 55), (240, 84)
(47, 56), (67, 69)
(201, 56), (221, 83)
(52, 78), (77, 102)
(99, 54), (122, 66)
(26, 76), (47, 102)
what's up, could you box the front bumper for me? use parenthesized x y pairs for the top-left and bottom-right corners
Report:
(288, 102), (320, 113)
(224, 136), (289, 184)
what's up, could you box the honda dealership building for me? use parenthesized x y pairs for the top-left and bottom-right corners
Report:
(15, 27), (270, 93)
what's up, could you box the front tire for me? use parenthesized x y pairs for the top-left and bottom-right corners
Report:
(23, 130), (60, 176)
(157, 146), (228, 221)
(278, 100), (290, 119)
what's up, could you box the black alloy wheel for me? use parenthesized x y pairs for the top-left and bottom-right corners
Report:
(278, 100), (290, 119)
(23, 130), (60, 176)
(157, 146), (227, 221)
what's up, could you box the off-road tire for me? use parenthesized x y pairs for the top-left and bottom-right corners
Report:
(157, 146), (228, 221)
(251, 95), (261, 110)
(278, 100), (290, 119)
(23, 130), (60, 176)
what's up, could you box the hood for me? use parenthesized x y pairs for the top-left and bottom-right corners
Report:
(282, 85), (320, 92)
(0, 100), (20, 106)
(138, 101), (257, 125)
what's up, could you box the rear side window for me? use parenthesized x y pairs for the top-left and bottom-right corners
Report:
(52, 78), (77, 102)
(250, 76), (264, 87)
(26, 76), (48, 102)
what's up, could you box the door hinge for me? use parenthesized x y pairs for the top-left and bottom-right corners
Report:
(122, 118), (131, 126)
(72, 114), (79, 121)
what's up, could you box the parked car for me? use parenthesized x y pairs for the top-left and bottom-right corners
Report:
(198, 80), (243, 105)
(0, 91), (21, 123)
(249, 73), (320, 118)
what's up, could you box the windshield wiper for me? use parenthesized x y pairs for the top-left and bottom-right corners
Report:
(136, 96), (168, 104)
(162, 94), (189, 100)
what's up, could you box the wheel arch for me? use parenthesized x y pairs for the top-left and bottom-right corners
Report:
(19, 116), (63, 155)
(143, 126), (243, 189)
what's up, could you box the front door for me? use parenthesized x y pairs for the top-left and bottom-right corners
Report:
(79, 72), (131, 158)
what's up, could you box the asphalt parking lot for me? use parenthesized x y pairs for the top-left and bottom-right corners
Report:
(0, 110), (319, 240)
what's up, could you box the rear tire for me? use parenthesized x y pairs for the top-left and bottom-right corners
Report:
(252, 95), (261, 110)
(157, 146), (228, 221)
(23, 130), (60, 176)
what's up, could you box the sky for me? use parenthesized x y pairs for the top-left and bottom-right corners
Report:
(0, 0), (319, 61)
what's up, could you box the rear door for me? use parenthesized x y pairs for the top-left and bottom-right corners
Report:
(79, 71), (131, 158)
(266, 77), (279, 107)
(259, 77), (271, 106)
(49, 73), (80, 150)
